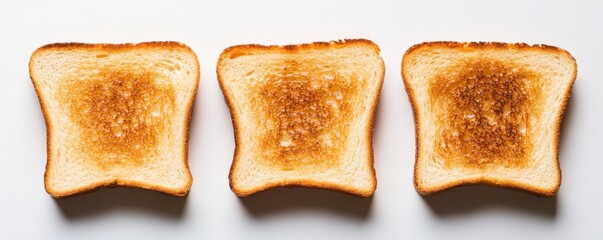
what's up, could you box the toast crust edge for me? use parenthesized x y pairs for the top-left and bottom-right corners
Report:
(217, 39), (384, 198)
(401, 41), (577, 197)
(29, 41), (199, 198)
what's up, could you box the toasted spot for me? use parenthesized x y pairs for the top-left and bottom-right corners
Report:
(228, 50), (253, 59)
(252, 61), (358, 169)
(96, 53), (110, 58)
(61, 68), (176, 169)
(430, 59), (541, 168)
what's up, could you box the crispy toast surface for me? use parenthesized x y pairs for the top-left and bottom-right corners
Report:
(402, 42), (576, 196)
(29, 42), (199, 198)
(217, 39), (384, 197)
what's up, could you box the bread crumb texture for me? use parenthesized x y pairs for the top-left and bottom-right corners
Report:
(430, 59), (542, 169)
(251, 60), (360, 170)
(59, 67), (176, 169)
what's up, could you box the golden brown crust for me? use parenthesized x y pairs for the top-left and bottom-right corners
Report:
(29, 55), (56, 197)
(232, 179), (375, 198)
(32, 41), (195, 53)
(404, 41), (574, 57)
(217, 39), (383, 197)
(402, 41), (577, 197)
(30, 41), (199, 198)
(220, 39), (380, 57)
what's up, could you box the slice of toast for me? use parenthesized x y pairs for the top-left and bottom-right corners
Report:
(217, 39), (384, 197)
(402, 42), (577, 196)
(29, 42), (200, 198)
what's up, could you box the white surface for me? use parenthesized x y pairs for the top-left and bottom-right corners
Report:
(1, 0), (601, 239)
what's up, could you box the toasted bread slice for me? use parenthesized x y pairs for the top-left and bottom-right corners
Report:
(402, 42), (577, 196)
(29, 42), (199, 198)
(217, 39), (384, 197)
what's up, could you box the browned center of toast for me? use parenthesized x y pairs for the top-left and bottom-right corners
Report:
(62, 68), (175, 169)
(254, 63), (357, 170)
(430, 59), (540, 168)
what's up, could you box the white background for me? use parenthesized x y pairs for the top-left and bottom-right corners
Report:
(1, 0), (601, 239)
